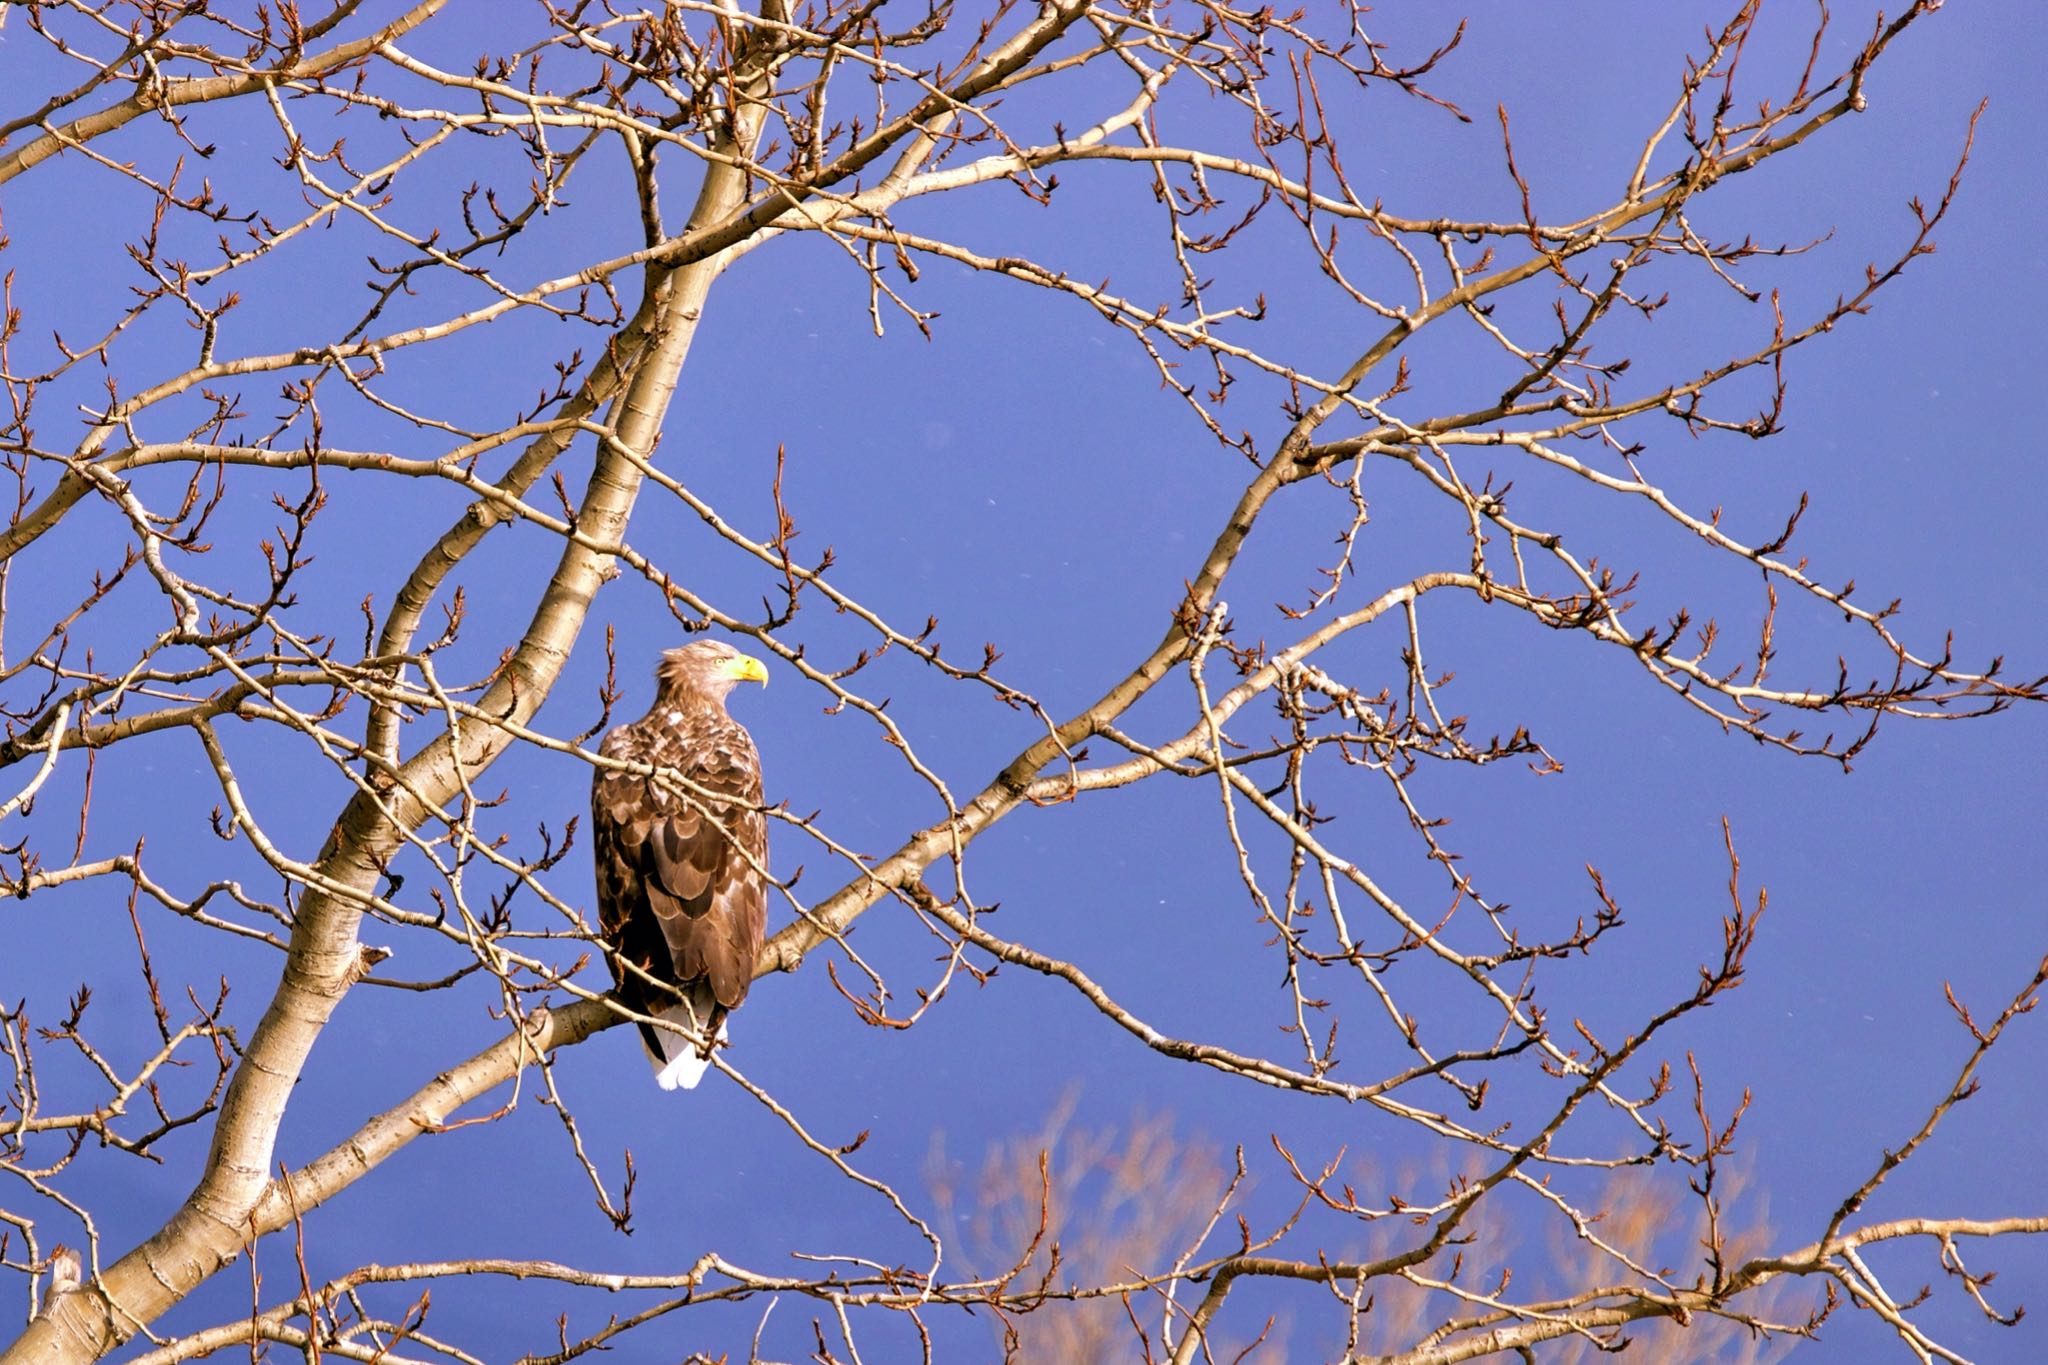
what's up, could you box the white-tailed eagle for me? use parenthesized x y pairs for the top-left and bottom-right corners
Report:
(592, 640), (769, 1090)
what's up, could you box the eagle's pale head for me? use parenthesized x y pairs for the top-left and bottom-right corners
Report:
(655, 639), (770, 703)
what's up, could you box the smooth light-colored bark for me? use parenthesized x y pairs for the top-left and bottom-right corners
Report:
(0, 57), (778, 1365)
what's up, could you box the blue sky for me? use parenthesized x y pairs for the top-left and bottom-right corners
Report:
(2, 2), (2044, 1360)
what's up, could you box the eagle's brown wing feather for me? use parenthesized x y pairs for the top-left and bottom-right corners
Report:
(637, 743), (765, 1010)
(593, 722), (766, 1037)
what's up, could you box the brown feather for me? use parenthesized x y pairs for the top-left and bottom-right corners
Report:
(591, 645), (768, 1081)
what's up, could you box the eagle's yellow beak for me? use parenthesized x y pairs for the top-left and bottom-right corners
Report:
(724, 652), (770, 687)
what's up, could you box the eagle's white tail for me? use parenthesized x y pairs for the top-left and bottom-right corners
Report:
(650, 989), (728, 1091)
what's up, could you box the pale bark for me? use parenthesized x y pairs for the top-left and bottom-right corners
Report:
(0, 57), (777, 1365)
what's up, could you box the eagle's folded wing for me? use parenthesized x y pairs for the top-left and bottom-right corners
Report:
(593, 733), (766, 1027)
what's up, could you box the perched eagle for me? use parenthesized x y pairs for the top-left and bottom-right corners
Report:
(591, 640), (770, 1090)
